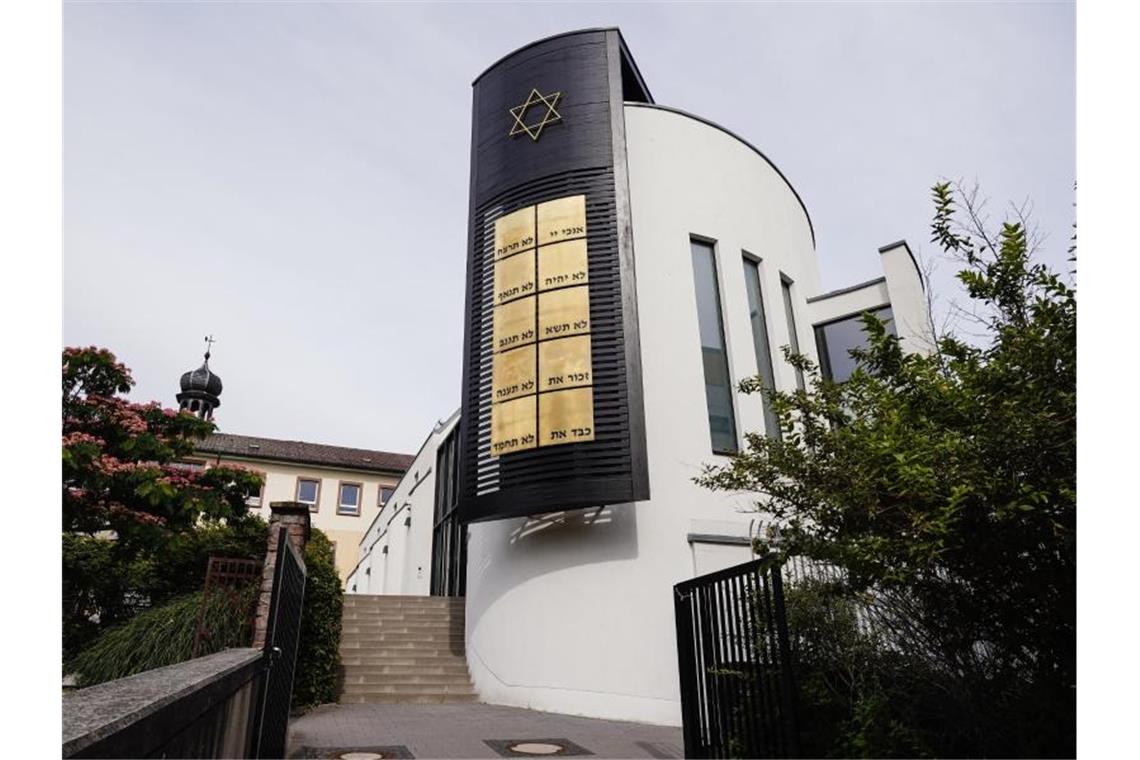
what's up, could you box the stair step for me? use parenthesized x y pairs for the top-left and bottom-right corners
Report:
(339, 693), (478, 705)
(342, 663), (471, 674)
(339, 652), (469, 662)
(340, 644), (465, 655)
(338, 595), (474, 705)
(341, 683), (476, 695)
(341, 633), (465, 643)
(342, 673), (472, 685)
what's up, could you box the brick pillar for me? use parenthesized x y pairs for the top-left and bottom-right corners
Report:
(252, 502), (311, 649)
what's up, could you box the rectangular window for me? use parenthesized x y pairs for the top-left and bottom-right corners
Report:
(691, 239), (738, 454)
(781, 275), (806, 390)
(743, 258), (781, 439)
(338, 482), (363, 516)
(814, 306), (896, 383)
(296, 478), (320, 512)
(245, 474), (265, 509)
(379, 486), (394, 508)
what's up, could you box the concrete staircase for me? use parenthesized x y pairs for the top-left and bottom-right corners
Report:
(338, 595), (477, 704)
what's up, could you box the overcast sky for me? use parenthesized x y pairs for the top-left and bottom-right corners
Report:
(64, 1), (1074, 455)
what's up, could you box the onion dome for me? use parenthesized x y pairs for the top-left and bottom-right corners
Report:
(176, 337), (223, 420)
(180, 358), (223, 396)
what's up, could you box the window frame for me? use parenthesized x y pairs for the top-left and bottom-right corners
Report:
(742, 253), (781, 439)
(378, 485), (395, 509)
(690, 235), (740, 456)
(813, 304), (895, 383)
(336, 480), (364, 517)
(295, 477), (321, 513)
(245, 471), (266, 509)
(779, 273), (806, 391)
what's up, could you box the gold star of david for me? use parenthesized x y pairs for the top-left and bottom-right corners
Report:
(508, 88), (563, 142)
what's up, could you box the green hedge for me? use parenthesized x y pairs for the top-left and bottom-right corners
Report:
(68, 522), (343, 711)
(292, 528), (343, 709)
(63, 515), (269, 661)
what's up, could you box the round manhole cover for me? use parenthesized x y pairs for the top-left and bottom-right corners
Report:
(508, 743), (564, 755)
(338, 753), (386, 760)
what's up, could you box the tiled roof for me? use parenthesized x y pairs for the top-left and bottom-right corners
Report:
(196, 433), (414, 474)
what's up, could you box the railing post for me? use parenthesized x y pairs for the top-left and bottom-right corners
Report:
(252, 503), (311, 649)
(673, 585), (700, 758)
(771, 566), (800, 757)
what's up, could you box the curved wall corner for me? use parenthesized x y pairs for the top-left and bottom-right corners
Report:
(464, 105), (819, 726)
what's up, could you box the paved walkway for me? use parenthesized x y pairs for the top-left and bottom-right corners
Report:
(287, 702), (684, 759)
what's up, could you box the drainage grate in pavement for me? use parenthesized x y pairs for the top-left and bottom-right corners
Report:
(297, 746), (415, 759)
(484, 739), (594, 757)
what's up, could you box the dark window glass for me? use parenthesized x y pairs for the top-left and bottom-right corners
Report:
(814, 306), (896, 383)
(691, 240), (738, 453)
(781, 276), (805, 390)
(297, 478), (319, 507)
(743, 259), (781, 439)
(379, 486), (394, 506)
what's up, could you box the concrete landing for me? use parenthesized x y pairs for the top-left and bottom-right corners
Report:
(288, 702), (684, 759)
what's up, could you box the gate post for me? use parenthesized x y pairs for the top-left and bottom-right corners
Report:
(252, 502), (311, 649)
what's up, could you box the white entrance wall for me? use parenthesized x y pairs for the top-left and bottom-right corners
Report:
(465, 104), (830, 726)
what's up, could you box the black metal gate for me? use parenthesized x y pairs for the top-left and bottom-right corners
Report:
(674, 559), (799, 758)
(254, 527), (307, 759)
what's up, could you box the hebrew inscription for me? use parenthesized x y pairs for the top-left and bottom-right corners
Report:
(490, 194), (594, 455)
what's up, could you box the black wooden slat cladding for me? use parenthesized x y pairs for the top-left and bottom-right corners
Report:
(473, 32), (613, 201)
(458, 28), (650, 524)
(460, 166), (640, 522)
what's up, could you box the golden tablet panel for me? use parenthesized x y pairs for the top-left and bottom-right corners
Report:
(494, 251), (536, 305)
(538, 238), (588, 291)
(494, 205), (536, 261)
(491, 395), (537, 455)
(492, 295), (536, 353)
(537, 195), (586, 246)
(492, 344), (536, 403)
(538, 286), (590, 340)
(538, 335), (592, 392)
(539, 387), (595, 446)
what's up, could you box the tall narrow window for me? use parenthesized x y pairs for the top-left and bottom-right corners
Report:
(743, 258), (781, 438)
(691, 239), (738, 454)
(781, 275), (805, 390)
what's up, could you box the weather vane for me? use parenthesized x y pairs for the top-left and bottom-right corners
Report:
(204, 334), (216, 361)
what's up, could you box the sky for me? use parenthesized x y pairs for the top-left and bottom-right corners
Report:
(63, 1), (1075, 456)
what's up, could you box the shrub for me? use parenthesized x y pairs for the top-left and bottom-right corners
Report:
(63, 514), (269, 663)
(69, 584), (257, 687)
(292, 528), (344, 709)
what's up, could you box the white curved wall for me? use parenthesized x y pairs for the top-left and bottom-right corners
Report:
(465, 105), (819, 726)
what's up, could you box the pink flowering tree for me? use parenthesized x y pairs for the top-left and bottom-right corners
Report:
(63, 346), (262, 536)
(62, 347), (264, 657)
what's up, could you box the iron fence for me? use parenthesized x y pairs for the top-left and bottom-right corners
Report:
(674, 559), (799, 759)
(193, 556), (262, 657)
(253, 526), (307, 759)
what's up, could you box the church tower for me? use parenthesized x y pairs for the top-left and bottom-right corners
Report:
(177, 336), (223, 420)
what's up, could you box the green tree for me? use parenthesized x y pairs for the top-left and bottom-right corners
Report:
(62, 347), (263, 658)
(698, 183), (1075, 757)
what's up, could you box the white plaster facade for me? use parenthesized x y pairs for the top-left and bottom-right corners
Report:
(345, 410), (460, 596)
(459, 104), (930, 726)
(343, 103), (929, 728)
